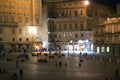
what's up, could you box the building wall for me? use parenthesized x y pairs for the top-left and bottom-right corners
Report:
(0, 0), (43, 52)
(93, 18), (120, 56)
(42, 2), (48, 49)
(47, 0), (113, 51)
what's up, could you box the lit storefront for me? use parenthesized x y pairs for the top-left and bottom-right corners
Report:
(62, 39), (92, 51)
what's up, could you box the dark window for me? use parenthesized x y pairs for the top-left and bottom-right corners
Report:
(12, 38), (15, 41)
(0, 38), (2, 41)
(75, 34), (78, 38)
(74, 10), (78, 16)
(26, 38), (29, 41)
(19, 38), (22, 41)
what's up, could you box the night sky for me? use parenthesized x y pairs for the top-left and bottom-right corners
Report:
(45, 0), (120, 9)
(91, 0), (119, 9)
(70, 0), (120, 9)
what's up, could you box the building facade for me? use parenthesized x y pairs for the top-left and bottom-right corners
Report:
(0, 0), (43, 52)
(93, 18), (120, 56)
(47, 0), (113, 51)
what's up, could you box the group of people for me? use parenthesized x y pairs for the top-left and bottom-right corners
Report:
(55, 61), (67, 68)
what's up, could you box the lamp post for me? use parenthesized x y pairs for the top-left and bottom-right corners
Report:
(28, 26), (37, 51)
(85, 0), (89, 6)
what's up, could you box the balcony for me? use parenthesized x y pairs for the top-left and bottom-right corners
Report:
(0, 22), (18, 27)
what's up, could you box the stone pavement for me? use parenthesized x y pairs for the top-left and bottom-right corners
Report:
(0, 51), (120, 80)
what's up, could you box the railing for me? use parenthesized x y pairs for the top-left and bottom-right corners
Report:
(0, 22), (18, 27)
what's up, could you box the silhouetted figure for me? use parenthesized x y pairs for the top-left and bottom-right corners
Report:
(79, 62), (82, 67)
(55, 62), (58, 68)
(65, 62), (67, 68)
(73, 52), (75, 57)
(16, 60), (19, 68)
(114, 69), (120, 80)
(19, 69), (23, 80)
(104, 60), (107, 67)
(59, 61), (62, 68)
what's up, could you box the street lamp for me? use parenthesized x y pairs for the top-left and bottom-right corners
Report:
(85, 0), (89, 6)
(28, 26), (37, 51)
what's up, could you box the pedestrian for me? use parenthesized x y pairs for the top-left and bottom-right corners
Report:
(16, 60), (19, 68)
(65, 62), (67, 68)
(104, 60), (107, 67)
(19, 69), (23, 80)
(73, 52), (75, 57)
(79, 62), (82, 67)
(59, 61), (62, 68)
(55, 61), (58, 68)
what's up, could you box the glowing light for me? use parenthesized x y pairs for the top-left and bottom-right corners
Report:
(85, 0), (89, 6)
(78, 40), (84, 44)
(69, 40), (73, 43)
(85, 40), (89, 43)
(28, 26), (37, 34)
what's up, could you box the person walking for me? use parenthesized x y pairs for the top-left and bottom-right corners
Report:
(59, 61), (62, 68)
(55, 61), (58, 68)
(79, 62), (82, 67)
(16, 60), (19, 68)
(65, 62), (67, 68)
(19, 69), (23, 80)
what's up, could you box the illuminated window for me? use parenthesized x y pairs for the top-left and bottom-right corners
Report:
(101, 47), (105, 52)
(106, 46), (110, 52)
(97, 47), (100, 53)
